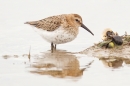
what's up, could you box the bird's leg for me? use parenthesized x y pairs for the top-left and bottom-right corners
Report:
(51, 43), (57, 53)
(51, 42), (54, 53)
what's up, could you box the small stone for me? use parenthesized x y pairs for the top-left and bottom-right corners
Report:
(108, 42), (114, 48)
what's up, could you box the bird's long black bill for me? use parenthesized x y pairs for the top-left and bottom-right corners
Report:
(81, 23), (94, 36)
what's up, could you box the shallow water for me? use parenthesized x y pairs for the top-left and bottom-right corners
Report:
(1, 0), (130, 86)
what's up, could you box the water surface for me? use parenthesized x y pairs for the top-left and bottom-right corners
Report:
(0, 0), (130, 86)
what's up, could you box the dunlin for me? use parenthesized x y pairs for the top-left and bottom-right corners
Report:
(25, 14), (94, 53)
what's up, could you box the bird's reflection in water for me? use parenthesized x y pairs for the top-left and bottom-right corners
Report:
(30, 50), (86, 78)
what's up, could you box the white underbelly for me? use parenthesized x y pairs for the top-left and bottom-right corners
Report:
(33, 27), (77, 44)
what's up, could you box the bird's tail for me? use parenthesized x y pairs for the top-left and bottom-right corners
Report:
(24, 21), (38, 25)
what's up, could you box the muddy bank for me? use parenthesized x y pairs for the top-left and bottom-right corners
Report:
(79, 43), (130, 59)
(78, 33), (130, 67)
(79, 31), (130, 58)
(77, 33), (130, 68)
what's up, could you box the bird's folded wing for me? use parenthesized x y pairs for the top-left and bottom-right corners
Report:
(24, 16), (62, 31)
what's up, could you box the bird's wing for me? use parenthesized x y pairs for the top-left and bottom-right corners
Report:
(24, 16), (63, 31)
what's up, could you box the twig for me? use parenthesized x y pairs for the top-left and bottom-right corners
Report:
(85, 60), (94, 67)
(28, 46), (31, 62)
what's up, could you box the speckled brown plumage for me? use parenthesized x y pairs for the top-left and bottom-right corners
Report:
(25, 15), (64, 31)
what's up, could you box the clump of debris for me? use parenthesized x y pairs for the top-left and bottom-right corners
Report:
(80, 28), (130, 62)
(96, 33), (130, 49)
(79, 28), (130, 67)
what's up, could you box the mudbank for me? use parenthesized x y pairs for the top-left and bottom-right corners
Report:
(79, 31), (130, 67)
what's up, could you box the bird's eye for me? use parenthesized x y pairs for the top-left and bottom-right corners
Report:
(75, 19), (79, 22)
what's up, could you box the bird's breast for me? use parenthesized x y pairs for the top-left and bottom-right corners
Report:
(33, 26), (79, 44)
